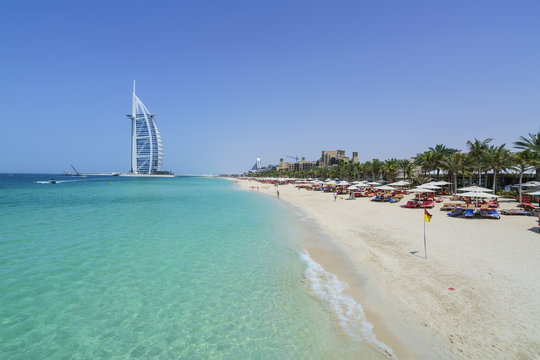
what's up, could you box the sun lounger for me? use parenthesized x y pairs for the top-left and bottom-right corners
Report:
(420, 201), (435, 208)
(478, 209), (500, 219)
(372, 195), (383, 202)
(500, 209), (533, 216)
(440, 203), (458, 211)
(464, 209), (475, 218)
(522, 203), (540, 212)
(405, 200), (418, 208)
(447, 208), (463, 217)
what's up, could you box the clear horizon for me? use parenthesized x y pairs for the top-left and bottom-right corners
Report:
(1, 1), (538, 174)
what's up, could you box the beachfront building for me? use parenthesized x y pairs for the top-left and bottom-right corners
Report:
(126, 82), (164, 174)
(278, 157), (317, 172)
(320, 150), (359, 167)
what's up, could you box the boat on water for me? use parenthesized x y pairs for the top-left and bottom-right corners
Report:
(63, 165), (86, 177)
(49, 179), (57, 184)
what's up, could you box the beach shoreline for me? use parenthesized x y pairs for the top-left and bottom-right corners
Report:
(231, 178), (540, 360)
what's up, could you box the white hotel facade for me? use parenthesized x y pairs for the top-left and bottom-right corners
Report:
(126, 82), (164, 174)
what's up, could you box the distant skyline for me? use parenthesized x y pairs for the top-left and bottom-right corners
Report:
(1, 1), (539, 174)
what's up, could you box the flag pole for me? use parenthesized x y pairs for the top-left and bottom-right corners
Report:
(424, 216), (427, 259)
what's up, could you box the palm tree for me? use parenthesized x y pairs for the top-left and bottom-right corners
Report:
(397, 159), (413, 181)
(440, 152), (463, 193)
(514, 131), (540, 181)
(428, 144), (459, 179)
(415, 151), (437, 177)
(370, 159), (383, 181)
(512, 151), (534, 203)
(383, 159), (399, 183)
(467, 138), (492, 185)
(484, 144), (513, 193)
(352, 162), (365, 181)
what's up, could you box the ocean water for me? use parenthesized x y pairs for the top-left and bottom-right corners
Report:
(0, 175), (393, 359)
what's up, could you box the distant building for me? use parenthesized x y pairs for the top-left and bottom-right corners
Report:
(278, 157), (317, 172)
(319, 150), (359, 167)
(126, 82), (163, 174)
(251, 157), (262, 171)
(248, 149), (359, 174)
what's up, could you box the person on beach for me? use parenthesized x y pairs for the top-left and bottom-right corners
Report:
(277, 190), (280, 199)
(334, 192), (338, 201)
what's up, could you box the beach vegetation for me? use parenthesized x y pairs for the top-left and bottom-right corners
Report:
(512, 150), (536, 203)
(383, 158), (399, 183)
(440, 152), (464, 193)
(466, 138), (493, 186)
(428, 144), (459, 180)
(247, 131), (539, 193)
(484, 144), (513, 193)
(513, 131), (540, 181)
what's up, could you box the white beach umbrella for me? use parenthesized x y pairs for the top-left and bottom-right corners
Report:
(337, 181), (351, 186)
(432, 181), (452, 186)
(408, 188), (434, 193)
(458, 186), (492, 192)
(522, 181), (540, 187)
(525, 191), (540, 196)
(348, 185), (360, 190)
(375, 185), (397, 191)
(389, 180), (410, 186)
(418, 184), (442, 189)
(459, 191), (500, 198)
(367, 181), (380, 186)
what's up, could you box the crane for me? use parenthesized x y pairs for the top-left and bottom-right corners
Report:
(287, 155), (300, 163)
(71, 165), (82, 176)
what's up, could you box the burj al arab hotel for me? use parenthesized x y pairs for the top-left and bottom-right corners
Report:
(127, 82), (164, 174)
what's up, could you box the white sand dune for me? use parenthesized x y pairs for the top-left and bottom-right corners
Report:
(236, 179), (540, 360)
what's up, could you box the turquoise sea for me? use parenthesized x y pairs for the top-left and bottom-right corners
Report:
(0, 175), (393, 359)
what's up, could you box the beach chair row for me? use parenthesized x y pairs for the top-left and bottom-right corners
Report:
(446, 207), (501, 219)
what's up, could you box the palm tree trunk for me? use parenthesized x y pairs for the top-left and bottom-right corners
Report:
(453, 173), (457, 194)
(492, 171), (497, 194)
(478, 165), (481, 185)
(519, 172), (524, 203)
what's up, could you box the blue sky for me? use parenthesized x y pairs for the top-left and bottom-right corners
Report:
(1, 0), (539, 174)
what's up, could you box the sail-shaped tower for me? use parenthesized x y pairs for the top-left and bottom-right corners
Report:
(126, 82), (163, 174)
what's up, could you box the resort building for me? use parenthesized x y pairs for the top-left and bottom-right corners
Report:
(278, 157), (317, 172)
(247, 149), (359, 174)
(126, 82), (164, 174)
(319, 150), (359, 167)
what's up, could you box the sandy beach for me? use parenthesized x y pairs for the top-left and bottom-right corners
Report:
(235, 179), (540, 360)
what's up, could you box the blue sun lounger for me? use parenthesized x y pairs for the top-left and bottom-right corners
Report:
(500, 209), (533, 216)
(464, 209), (475, 218)
(447, 207), (463, 217)
(479, 209), (500, 219)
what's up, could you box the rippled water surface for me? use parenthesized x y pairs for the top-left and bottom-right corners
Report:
(0, 175), (389, 359)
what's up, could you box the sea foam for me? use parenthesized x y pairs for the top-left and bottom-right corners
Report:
(300, 251), (397, 359)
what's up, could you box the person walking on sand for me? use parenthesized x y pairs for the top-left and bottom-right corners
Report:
(277, 190), (280, 199)
(334, 192), (338, 201)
